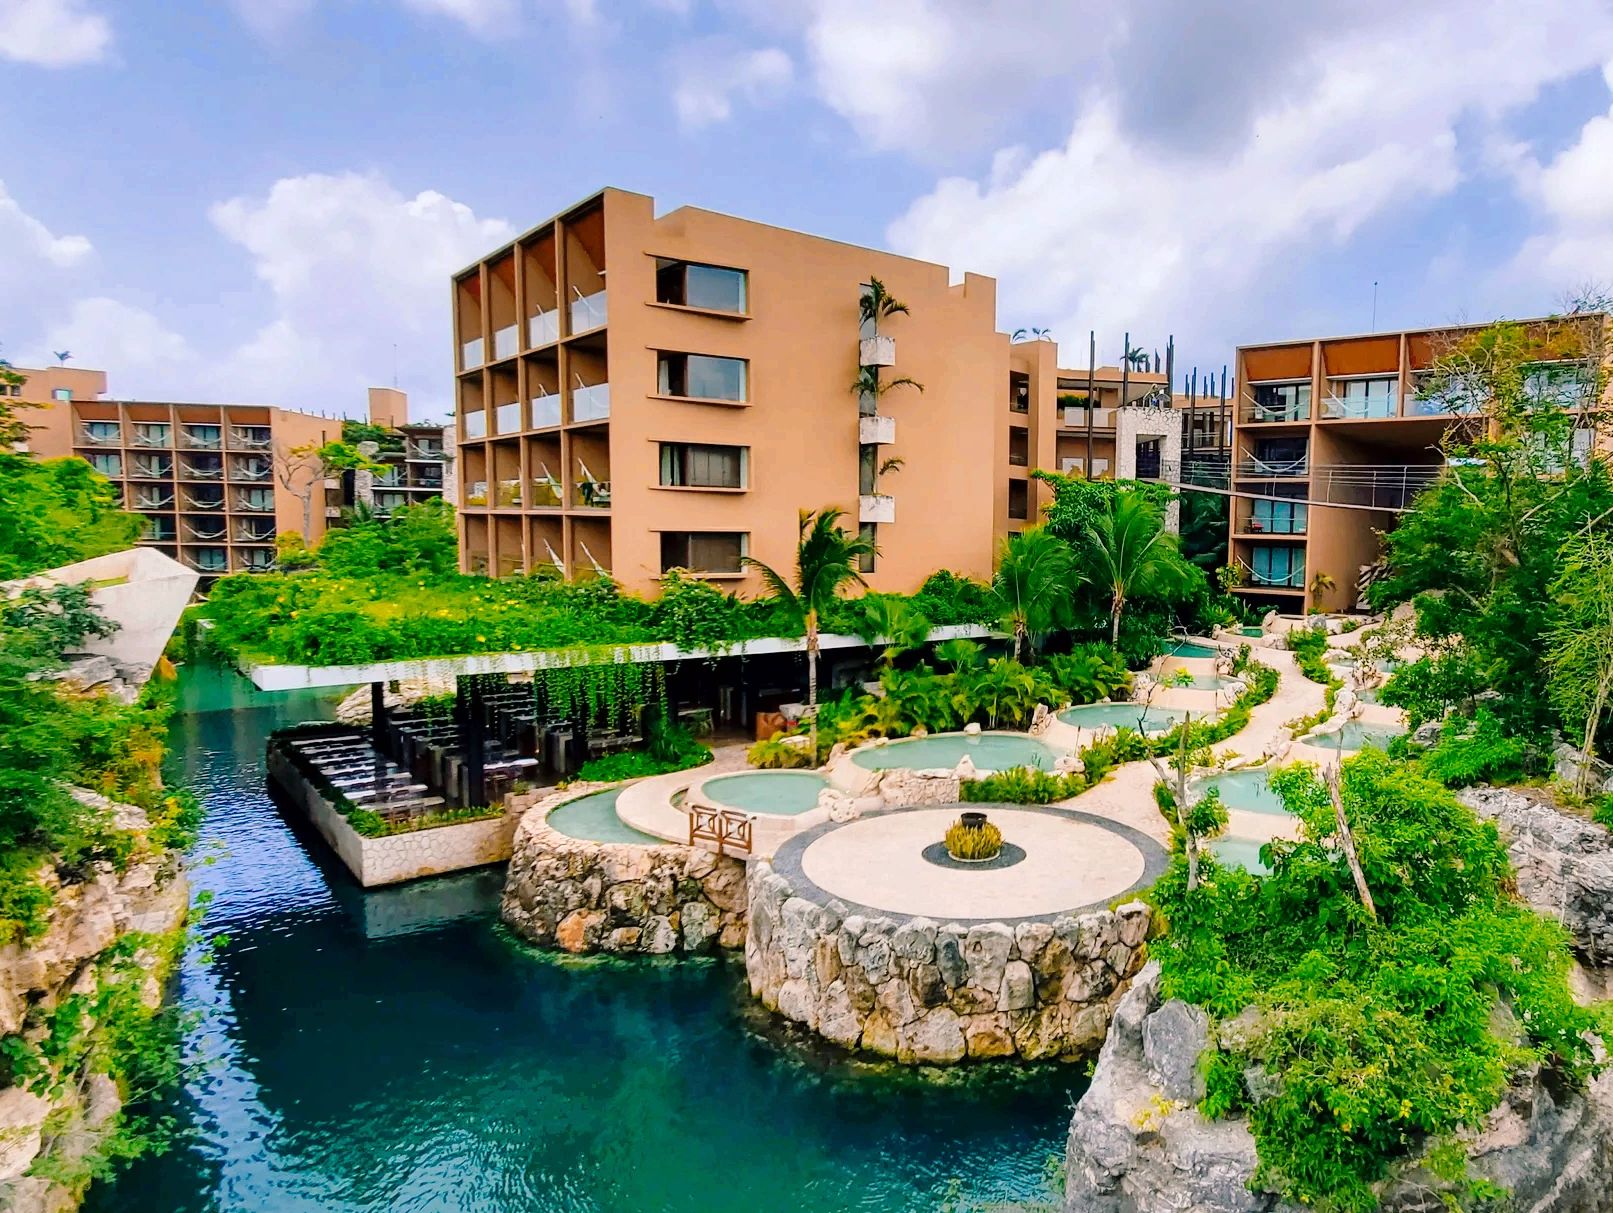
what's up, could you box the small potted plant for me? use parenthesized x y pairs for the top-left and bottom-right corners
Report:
(945, 813), (1003, 862)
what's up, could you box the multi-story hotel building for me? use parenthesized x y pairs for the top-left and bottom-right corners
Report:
(452, 187), (1205, 594)
(14, 367), (451, 588)
(341, 387), (455, 520)
(1228, 313), (1608, 614)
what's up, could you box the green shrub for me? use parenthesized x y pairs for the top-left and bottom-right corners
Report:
(748, 735), (816, 769)
(1416, 709), (1540, 788)
(1043, 643), (1131, 704)
(1153, 750), (1597, 1211)
(1593, 795), (1613, 831)
(576, 725), (711, 782)
(945, 817), (1003, 860)
(961, 766), (1088, 804)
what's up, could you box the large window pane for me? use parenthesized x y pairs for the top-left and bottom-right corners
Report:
(656, 261), (748, 314)
(659, 443), (746, 488)
(658, 353), (747, 401)
(660, 531), (746, 574)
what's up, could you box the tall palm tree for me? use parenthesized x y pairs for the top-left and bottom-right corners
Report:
(744, 507), (877, 750)
(992, 526), (1081, 663)
(1086, 491), (1188, 646)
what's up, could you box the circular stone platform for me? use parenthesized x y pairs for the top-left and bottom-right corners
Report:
(776, 804), (1166, 925)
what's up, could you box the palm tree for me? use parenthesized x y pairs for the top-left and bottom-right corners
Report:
(1086, 491), (1189, 646)
(860, 277), (909, 329)
(1308, 570), (1336, 599)
(852, 367), (925, 401)
(1011, 327), (1053, 343)
(743, 507), (878, 750)
(992, 526), (1081, 663)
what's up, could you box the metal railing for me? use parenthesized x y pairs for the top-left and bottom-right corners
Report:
(1320, 392), (1400, 420)
(1236, 455), (1309, 478)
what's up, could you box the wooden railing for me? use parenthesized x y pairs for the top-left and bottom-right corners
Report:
(688, 806), (752, 856)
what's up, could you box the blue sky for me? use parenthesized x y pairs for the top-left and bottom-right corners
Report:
(5, 0), (1613, 420)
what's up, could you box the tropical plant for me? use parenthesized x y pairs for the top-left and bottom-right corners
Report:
(944, 817), (1003, 860)
(933, 637), (984, 673)
(859, 276), (909, 329)
(990, 527), (1079, 662)
(1546, 532), (1613, 796)
(1011, 327), (1052, 342)
(1042, 644), (1131, 704)
(854, 593), (931, 669)
(967, 657), (1040, 729)
(1307, 570), (1336, 599)
(877, 456), (905, 478)
(1083, 490), (1190, 645)
(742, 507), (876, 751)
(851, 366), (925, 402)
(747, 735), (816, 769)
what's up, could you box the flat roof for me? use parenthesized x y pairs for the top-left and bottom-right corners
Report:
(244, 623), (996, 691)
(1235, 310), (1609, 353)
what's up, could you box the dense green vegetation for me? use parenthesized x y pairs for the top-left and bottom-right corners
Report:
(1371, 314), (1613, 778)
(1154, 750), (1598, 1212)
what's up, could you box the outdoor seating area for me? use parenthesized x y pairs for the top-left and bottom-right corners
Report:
(281, 729), (447, 827)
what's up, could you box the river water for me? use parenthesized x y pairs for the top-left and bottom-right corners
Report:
(84, 666), (1082, 1213)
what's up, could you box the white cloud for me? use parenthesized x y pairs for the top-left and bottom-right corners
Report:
(39, 297), (197, 379)
(1507, 63), (1613, 288)
(673, 44), (792, 129)
(0, 181), (93, 280)
(0, 0), (111, 67)
(197, 172), (511, 412)
(229, 0), (316, 37)
(885, 1), (1613, 356)
(399, 0), (518, 35)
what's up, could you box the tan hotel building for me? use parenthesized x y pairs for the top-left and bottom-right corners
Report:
(14, 367), (451, 588)
(452, 186), (1198, 595)
(1228, 313), (1608, 615)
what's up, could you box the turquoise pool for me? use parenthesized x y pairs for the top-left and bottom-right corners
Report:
(1168, 641), (1219, 658)
(1304, 721), (1406, 751)
(1057, 703), (1193, 734)
(1181, 673), (1241, 692)
(1239, 626), (1265, 638)
(850, 732), (1063, 772)
(703, 770), (828, 815)
(547, 789), (659, 844)
(1211, 836), (1272, 875)
(1197, 768), (1291, 816)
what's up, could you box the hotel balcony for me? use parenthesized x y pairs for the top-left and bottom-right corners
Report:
(573, 479), (610, 509)
(1236, 455), (1309, 478)
(131, 425), (172, 448)
(492, 323), (519, 361)
(184, 548), (229, 574)
(184, 490), (226, 511)
(133, 493), (174, 512)
(179, 425), (223, 451)
(530, 394), (562, 429)
(233, 492), (274, 513)
(374, 491), (410, 515)
(179, 456), (225, 480)
(572, 382), (610, 423)
(528, 309), (559, 347)
(229, 426), (272, 450)
(234, 519), (276, 543)
(569, 289), (608, 334)
(461, 336), (484, 372)
(1235, 503), (1308, 536)
(1062, 406), (1116, 430)
(406, 440), (445, 460)
(183, 519), (229, 542)
(236, 549), (276, 572)
(529, 477), (562, 508)
(494, 400), (522, 434)
(76, 425), (121, 446)
(128, 459), (173, 479)
(859, 415), (896, 445)
(1320, 391), (1400, 420)
(860, 493), (896, 525)
(141, 518), (177, 542)
(494, 480), (524, 508)
(464, 480), (488, 507)
(230, 458), (272, 482)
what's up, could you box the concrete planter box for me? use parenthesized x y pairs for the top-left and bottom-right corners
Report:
(267, 746), (518, 887)
(858, 414), (896, 445)
(859, 336), (896, 367)
(859, 494), (896, 524)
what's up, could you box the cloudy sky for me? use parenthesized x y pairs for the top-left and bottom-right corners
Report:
(5, 0), (1613, 419)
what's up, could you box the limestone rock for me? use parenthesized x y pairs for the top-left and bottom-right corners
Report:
(999, 960), (1035, 1011)
(0, 1087), (49, 1181)
(1142, 999), (1210, 1103)
(963, 922), (1014, 994)
(902, 1007), (966, 1064)
(965, 1013), (1016, 1059)
(818, 980), (862, 1048)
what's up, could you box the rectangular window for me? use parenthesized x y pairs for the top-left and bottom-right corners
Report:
(1250, 437), (1308, 474)
(1249, 496), (1307, 535)
(1008, 426), (1029, 466)
(659, 531), (747, 574)
(1007, 479), (1029, 520)
(658, 442), (747, 489)
(1250, 382), (1311, 422)
(1250, 545), (1305, 588)
(657, 353), (748, 402)
(87, 453), (122, 477)
(1009, 372), (1031, 413)
(655, 260), (748, 314)
(52, 388), (72, 401)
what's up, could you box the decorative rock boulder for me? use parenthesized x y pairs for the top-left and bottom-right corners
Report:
(1030, 704), (1051, 735)
(963, 722), (983, 736)
(953, 755), (978, 780)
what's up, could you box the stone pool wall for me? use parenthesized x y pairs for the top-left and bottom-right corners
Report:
(266, 745), (518, 887)
(501, 790), (748, 955)
(745, 858), (1153, 1063)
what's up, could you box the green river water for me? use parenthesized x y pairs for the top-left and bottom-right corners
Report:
(81, 666), (1081, 1212)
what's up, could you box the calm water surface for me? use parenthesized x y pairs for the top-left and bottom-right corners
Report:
(85, 668), (1079, 1213)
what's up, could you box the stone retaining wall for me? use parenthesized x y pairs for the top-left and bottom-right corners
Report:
(266, 745), (518, 887)
(745, 858), (1152, 1064)
(1458, 786), (1613, 971)
(501, 789), (747, 955)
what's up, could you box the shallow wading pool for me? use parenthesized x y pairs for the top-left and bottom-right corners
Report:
(1211, 836), (1272, 875)
(1196, 768), (1292, 816)
(849, 732), (1063, 772)
(1304, 721), (1406, 751)
(702, 770), (829, 815)
(1167, 641), (1219, 658)
(1056, 703), (1193, 734)
(546, 789), (659, 844)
